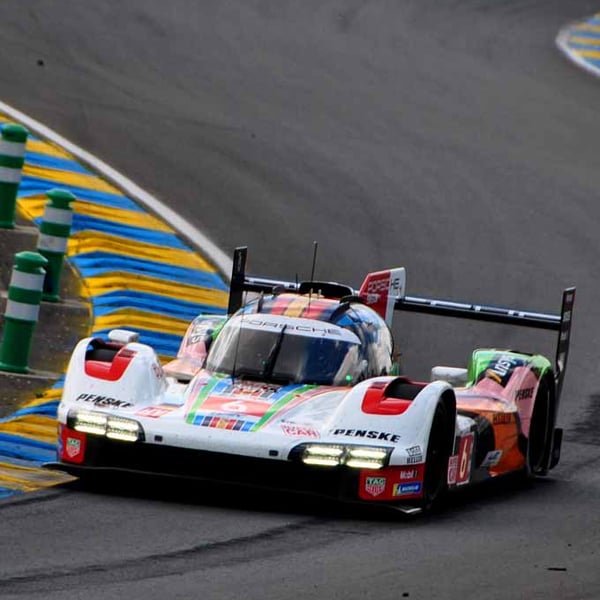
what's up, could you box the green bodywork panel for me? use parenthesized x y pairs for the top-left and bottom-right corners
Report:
(467, 349), (553, 387)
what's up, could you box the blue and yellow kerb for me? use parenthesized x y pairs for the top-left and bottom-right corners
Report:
(0, 114), (228, 498)
(557, 14), (600, 74)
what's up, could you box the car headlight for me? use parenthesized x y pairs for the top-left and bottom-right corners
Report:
(296, 444), (391, 469)
(70, 410), (107, 436)
(106, 416), (143, 442)
(67, 410), (144, 442)
(303, 445), (345, 466)
(345, 447), (389, 469)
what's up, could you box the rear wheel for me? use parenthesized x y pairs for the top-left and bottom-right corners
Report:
(527, 380), (552, 476)
(421, 402), (452, 510)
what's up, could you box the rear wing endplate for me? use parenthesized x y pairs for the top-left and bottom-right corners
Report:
(227, 247), (575, 401)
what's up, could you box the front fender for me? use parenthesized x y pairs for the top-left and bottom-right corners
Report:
(61, 337), (167, 419)
(326, 377), (454, 466)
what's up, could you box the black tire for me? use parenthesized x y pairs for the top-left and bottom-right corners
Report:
(527, 380), (552, 476)
(421, 402), (452, 510)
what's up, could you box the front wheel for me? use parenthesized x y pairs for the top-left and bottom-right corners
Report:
(421, 402), (452, 511)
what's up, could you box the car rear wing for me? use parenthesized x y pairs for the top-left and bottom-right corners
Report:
(227, 247), (575, 400)
(396, 287), (575, 401)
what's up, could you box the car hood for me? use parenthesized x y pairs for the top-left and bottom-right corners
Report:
(178, 373), (348, 438)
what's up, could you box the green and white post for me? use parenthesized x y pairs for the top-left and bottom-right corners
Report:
(0, 251), (48, 373)
(0, 123), (28, 228)
(37, 189), (76, 302)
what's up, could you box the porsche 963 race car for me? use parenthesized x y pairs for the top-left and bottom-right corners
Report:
(52, 248), (575, 513)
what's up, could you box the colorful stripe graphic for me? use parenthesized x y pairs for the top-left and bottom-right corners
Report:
(0, 114), (228, 498)
(250, 384), (316, 431)
(557, 14), (600, 74)
(244, 294), (339, 321)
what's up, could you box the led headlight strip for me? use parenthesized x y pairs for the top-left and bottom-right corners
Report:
(299, 444), (390, 469)
(67, 410), (144, 442)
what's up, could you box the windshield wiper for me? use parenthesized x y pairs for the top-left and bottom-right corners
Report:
(261, 325), (287, 381)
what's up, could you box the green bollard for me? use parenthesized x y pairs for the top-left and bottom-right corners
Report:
(37, 189), (76, 302)
(0, 251), (48, 373)
(0, 123), (28, 228)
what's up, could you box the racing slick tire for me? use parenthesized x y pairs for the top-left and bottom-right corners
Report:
(526, 378), (554, 477)
(421, 402), (453, 511)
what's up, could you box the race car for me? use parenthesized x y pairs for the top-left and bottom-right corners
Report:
(51, 247), (575, 513)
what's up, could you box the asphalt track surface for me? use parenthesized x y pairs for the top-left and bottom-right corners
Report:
(2, 1), (600, 598)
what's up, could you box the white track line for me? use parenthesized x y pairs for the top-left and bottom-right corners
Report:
(0, 100), (233, 279)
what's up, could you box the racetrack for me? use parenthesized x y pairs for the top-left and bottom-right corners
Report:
(2, 1), (600, 598)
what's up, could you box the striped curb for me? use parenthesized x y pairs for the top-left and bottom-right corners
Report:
(0, 109), (229, 498)
(556, 13), (600, 77)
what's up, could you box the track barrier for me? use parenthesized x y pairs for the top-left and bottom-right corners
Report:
(37, 189), (75, 302)
(0, 123), (28, 228)
(0, 251), (48, 373)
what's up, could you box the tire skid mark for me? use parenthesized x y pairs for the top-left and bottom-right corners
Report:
(0, 518), (368, 594)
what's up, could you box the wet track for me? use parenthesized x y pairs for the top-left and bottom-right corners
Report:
(2, 1), (600, 598)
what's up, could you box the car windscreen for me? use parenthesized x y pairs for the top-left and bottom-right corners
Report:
(205, 319), (363, 386)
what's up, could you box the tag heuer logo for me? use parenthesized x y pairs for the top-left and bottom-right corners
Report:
(66, 437), (81, 458)
(365, 476), (386, 497)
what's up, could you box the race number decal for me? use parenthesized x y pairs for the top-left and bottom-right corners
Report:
(201, 396), (272, 417)
(456, 432), (474, 485)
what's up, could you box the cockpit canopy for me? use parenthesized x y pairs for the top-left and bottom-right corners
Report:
(205, 314), (367, 386)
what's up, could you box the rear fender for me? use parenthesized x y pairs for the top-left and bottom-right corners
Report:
(468, 350), (553, 423)
(466, 348), (558, 471)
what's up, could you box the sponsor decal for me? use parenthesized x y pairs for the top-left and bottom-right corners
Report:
(515, 387), (534, 402)
(365, 274), (392, 295)
(364, 274), (402, 302)
(331, 428), (401, 443)
(365, 476), (387, 497)
(483, 355), (525, 387)
(480, 450), (503, 468)
(241, 317), (344, 337)
(393, 482), (422, 496)
(60, 427), (86, 464)
(66, 437), (81, 459)
(447, 455), (458, 485)
(398, 468), (419, 480)
(406, 445), (423, 464)
(76, 393), (132, 409)
(359, 270), (403, 320)
(358, 465), (424, 501)
(281, 423), (320, 438)
(219, 382), (279, 399)
(456, 433), (475, 485)
(136, 406), (177, 419)
(493, 412), (515, 425)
